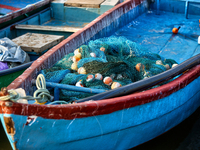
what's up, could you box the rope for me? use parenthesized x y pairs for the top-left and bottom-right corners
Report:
(0, 74), (52, 105)
(34, 74), (52, 104)
(0, 90), (20, 101)
(0, 90), (37, 101)
(47, 101), (69, 105)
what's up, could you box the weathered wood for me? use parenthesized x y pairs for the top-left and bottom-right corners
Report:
(15, 25), (81, 33)
(12, 33), (64, 53)
(64, 0), (105, 8)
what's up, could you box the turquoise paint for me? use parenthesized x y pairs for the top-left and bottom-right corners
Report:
(26, 15), (40, 25)
(100, 5), (114, 14)
(114, 11), (200, 64)
(50, 2), (65, 20)
(64, 7), (100, 24)
(0, 27), (16, 39)
(1, 0), (119, 39)
(2, 75), (200, 150)
(50, 0), (118, 27)
(152, 0), (200, 16)
(39, 10), (51, 25)
(0, 8), (52, 39)
(89, 3), (146, 43)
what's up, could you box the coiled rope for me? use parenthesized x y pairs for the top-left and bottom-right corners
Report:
(0, 74), (52, 105)
(34, 74), (52, 104)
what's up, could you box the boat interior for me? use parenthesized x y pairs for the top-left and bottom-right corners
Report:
(0, 0), (121, 88)
(0, 0), (121, 39)
(2, 0), (200, 103)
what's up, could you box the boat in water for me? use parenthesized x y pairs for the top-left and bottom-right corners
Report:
(0, 0), (120, 88)
(1, 0), (200, 149)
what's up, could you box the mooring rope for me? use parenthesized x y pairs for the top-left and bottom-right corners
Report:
(0, 74), (52, 105)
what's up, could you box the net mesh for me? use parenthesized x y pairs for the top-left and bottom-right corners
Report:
(39, 36), (178, 102)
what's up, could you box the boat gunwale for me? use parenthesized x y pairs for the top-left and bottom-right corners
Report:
(3, 0), (200, 119)
(1, 64), (200, 119)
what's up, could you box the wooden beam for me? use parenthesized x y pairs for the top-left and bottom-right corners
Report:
(15, 25), (81, 33)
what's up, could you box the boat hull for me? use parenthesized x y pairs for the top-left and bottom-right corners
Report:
(1, 71), (200, 150)
(1, 0), (200, 149)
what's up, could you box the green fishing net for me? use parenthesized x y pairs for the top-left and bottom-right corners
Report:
(39, 36), (178, 102)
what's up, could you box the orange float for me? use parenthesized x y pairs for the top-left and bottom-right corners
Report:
(78, 67), (86, 74)
(95, 73), (103, 80)
(103, 77), (113, 85)
(135, 63), (144, 72)
(172, 26), (181, 34)
(111, 82), (122, 89)
(75, 81), (84, 87)
(73, 55), (81, 62)
(86, 74), (95, 82)
(100, 47), (105, 52)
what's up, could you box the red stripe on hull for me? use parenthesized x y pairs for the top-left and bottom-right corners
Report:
(1, 65), (200, 120)
(0, 4), (20, 11)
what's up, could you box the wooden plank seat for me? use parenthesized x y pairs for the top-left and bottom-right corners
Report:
(64, 0), (105, 8)
(12, 33), (64, 53)
(15, 25), (81, 33)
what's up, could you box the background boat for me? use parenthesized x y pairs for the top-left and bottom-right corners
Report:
(0, 0), (51, 29)
(0, 0), (120, 88)
(1, 0), (200, 150)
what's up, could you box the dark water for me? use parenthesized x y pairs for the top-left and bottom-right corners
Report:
(0, 121), (12, 150)
(1, 106), (200, 150)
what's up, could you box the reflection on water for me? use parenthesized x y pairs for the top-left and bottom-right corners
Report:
(1, 106), (200, 150)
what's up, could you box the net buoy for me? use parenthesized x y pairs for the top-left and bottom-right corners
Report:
(103, 77), (113, 85)
(95, 73), (103, 80)
(172, 26), (181, 34)
(111, 82), (122, 89)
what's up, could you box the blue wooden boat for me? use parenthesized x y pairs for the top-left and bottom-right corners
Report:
(0, 0), (52, 88)
(1, 0), (200, 149)
(0, 0), (51, 26)
(0, 0), (119, 88)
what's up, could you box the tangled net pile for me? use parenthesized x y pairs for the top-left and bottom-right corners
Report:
(39, 36), (178, 102)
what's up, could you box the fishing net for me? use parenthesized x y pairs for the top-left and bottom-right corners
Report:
(39, 36), (178, 102)
(40, 67), (70, 83)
